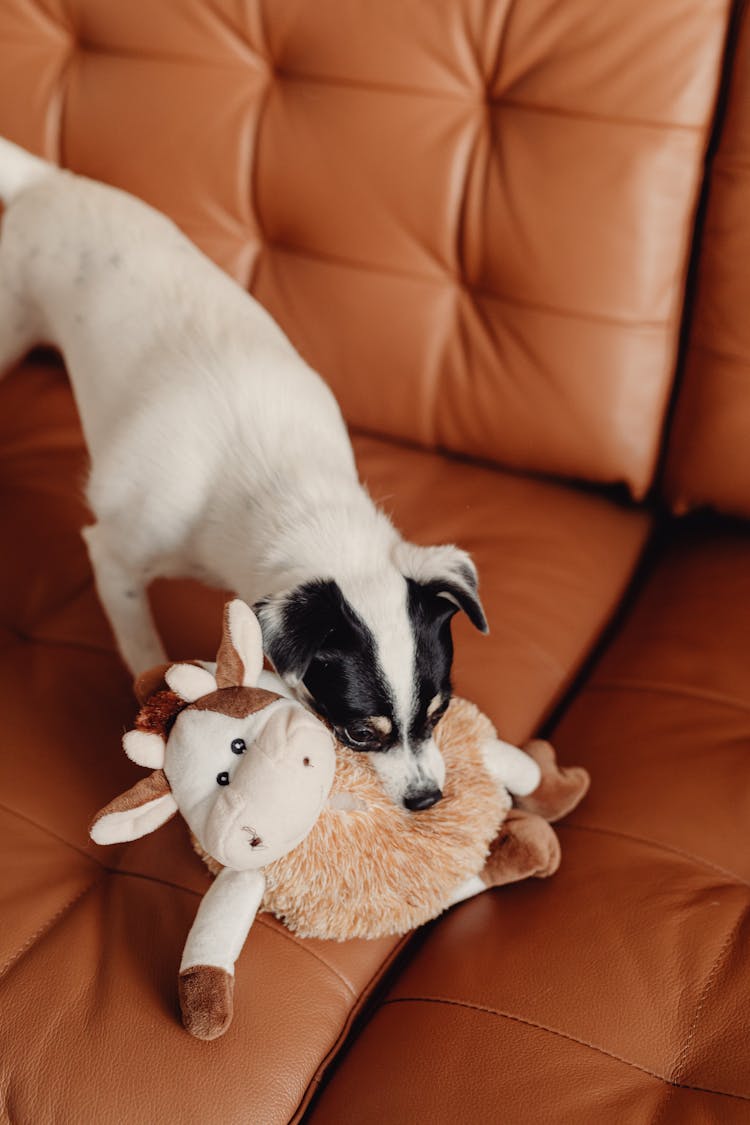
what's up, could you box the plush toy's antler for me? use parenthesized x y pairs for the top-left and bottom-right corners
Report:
(215, 600), (264, 688)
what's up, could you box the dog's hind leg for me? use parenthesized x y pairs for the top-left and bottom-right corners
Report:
(0, 257), (39, 377)
(82, 522), (168, 675)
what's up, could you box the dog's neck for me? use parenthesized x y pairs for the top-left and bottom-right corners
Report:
(191, 465), (402, 602)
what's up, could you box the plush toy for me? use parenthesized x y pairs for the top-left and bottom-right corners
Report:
(91, 600), (589, 1040)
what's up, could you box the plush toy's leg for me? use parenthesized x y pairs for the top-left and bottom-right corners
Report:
(479, 808), (561, 887)
(179, 965), (235, 1042)
(515, 740), (590, 823)
(179, 867), (265, 1041)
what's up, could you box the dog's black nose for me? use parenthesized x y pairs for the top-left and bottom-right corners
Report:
(404, 788), (443, 812)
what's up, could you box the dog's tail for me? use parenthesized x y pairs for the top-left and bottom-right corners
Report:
(0, 137), (55, 205)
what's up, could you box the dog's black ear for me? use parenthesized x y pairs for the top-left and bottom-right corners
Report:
(395, 543), (488, 633)
(254, 580), (355, 682)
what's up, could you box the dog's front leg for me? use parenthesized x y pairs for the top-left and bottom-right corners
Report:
(82, 523), (167, 675)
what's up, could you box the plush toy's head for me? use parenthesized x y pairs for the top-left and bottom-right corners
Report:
(91, 601), (336, 869)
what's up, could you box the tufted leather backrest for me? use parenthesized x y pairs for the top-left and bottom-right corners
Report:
(0, 0), (733, 497)
(664, 1), (750, 518)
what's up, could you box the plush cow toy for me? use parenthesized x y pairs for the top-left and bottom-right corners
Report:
(91, 600), (589, 1040)
(90, 600), (337, 1040)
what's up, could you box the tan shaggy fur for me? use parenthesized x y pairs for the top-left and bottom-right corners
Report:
(197, 697), (514, 940)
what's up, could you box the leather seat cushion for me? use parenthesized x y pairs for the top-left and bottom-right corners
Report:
(307, 518), (750, 1123)
(0, 357), (650, 1123)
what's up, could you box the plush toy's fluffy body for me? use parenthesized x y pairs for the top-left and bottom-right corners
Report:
(91, 599), (589, 1038)
(197, 698), (587, 940)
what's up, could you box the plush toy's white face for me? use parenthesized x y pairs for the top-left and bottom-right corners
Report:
(165, 698), (336, 869)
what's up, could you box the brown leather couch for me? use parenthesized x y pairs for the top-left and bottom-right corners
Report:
(1, 2), (749, 1122)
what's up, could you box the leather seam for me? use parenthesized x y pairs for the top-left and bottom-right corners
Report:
(268, 240), (670, 330)
(2, 627), (117, 658)
(690, 339), (750, 372)
(588, 676), (750, 714)
(0, 799), (106, 867)
(711, 153), (750, 176)
(0, 876), (102, 981)
(254, 915), (358, 999)
(272, 68), (705, 135)
(494, 95), (705, 135)
(558, 822), (750, 888)
(380, 996), (750, 1102)
(660, 907), (748, 1103)
(0, 807), (359, 1000)
(290, 933), (414, 1124)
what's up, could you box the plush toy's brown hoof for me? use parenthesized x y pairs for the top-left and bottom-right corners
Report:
(480, 808), (561, 887)
(516, 739), (590, 823)
(179, 965), (234, 1040)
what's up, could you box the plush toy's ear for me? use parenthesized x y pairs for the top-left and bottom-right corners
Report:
(123, 729), (166, 770)
(215, 600), (264, 689)
(395, 543), (488, 633)
(166, 663), (218, 702)
(90, 771), (178, 846)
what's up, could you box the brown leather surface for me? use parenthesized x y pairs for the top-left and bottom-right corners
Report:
(0, 358), (650, 1122)
(0, 0), (732, 495)
(351, 433), (651, 746)
(664, 3), (750, 518)
(0, 3), (745, 1120)
(309, 519), (750, 1122)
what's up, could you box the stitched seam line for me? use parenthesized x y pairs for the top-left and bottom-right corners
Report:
(1, 627), (117, 658)
(255, 915), (357, 998)
(273, 68), (705, 134)
(290, 933), (414, 1125)
(0, 876), (101, 981)
(268, 240), (669, 329)
(0, 819), (358, 1000)
(380, 996), (750, 1102)
(690, 340), (750, 371)
(666, 909), (747, 1091)
(0, 800), (106, 867)
(587, 677), (750, 715)
(558, 823), (750, 888)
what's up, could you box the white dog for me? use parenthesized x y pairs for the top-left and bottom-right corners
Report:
(0, 137), (495, 811)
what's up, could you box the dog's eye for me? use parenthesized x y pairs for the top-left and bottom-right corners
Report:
(342, 723), (379, 749)
(231, 738), (246, 755)
(216, 771), (230, 786)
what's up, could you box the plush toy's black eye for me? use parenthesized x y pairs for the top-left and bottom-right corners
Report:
(216, 771), (230, 786)
(231, 738), (246, 755)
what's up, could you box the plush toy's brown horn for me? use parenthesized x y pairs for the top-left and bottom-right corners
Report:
(215, 600), (264, 689)
(133, 663), (173, 705)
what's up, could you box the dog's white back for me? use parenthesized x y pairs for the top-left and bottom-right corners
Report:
(0, 137), (487, 809)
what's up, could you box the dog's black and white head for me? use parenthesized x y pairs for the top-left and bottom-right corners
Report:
(255, 543), (487, 811)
